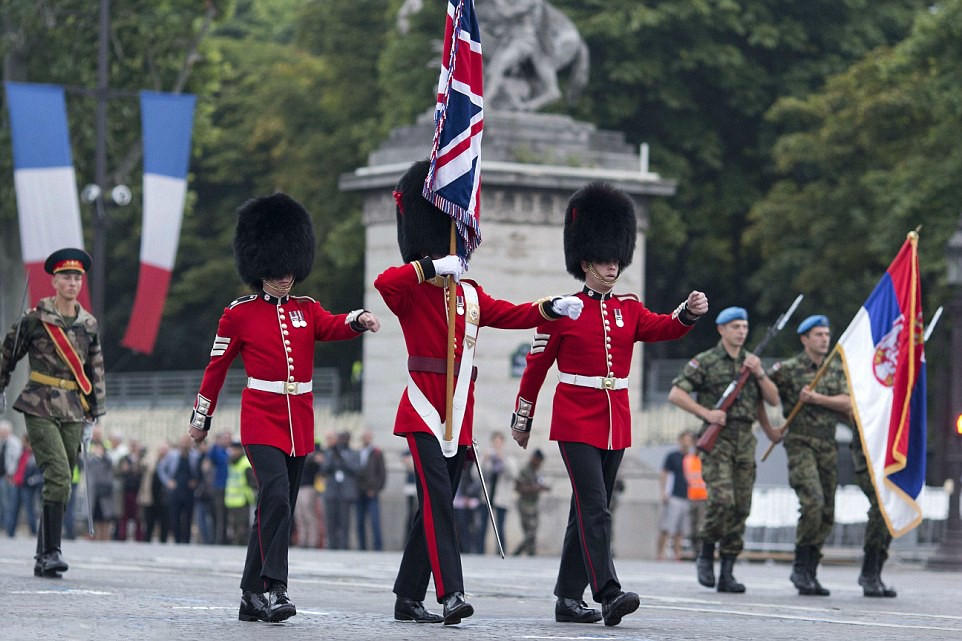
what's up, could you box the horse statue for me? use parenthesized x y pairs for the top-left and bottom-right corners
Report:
(397, 0), (590, 112)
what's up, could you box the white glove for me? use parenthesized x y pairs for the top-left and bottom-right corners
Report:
(552, 296), (583, 320)
(432, 255), (463, 282)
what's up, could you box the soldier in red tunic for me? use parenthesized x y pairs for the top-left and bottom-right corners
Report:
(188, 194), (379, 623)
(377, 160), (584, 626)
(510, 183), (708, 627)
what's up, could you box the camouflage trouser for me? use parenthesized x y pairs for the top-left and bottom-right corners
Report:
(24, 415), (83, 504)
(514, 503), (539, 555)
(785, 434), (837, 549)
(699, 427), (756, 556)
(852, 440), (892, 558)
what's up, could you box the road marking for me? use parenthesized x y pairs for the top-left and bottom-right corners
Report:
(11, 590), (111, 596)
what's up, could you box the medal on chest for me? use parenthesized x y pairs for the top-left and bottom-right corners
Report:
(614, 309), (624, 328)
(289, 310), (308, 328)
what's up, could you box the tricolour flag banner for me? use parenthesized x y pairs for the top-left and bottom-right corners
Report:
(120, 91), (196, 354)
(4, 81), (88, 308)
(836, 232), (927, 537)
(424, 0), (483, 259)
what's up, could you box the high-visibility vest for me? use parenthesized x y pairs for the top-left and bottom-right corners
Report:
(225, 456), (254, 508)
(683, 453), (707, 501)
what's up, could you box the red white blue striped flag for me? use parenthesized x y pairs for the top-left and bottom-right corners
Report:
(836, 233), (927, 537)
(424, 0), (483, 260)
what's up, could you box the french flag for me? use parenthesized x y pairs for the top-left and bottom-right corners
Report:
(424, 0), (483, 260)
(120, 91), (195, 354)
(836, 233), (927, 537)
(4, 81), (88, 307)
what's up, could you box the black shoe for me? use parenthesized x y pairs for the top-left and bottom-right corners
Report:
(601, 591), (639, 627)
(717, 555), (746, 593)
(441, 592), (474, 625)
(267, 583), (296, 622)
(238, 591), (270, 622)
(696, 541), (716, 588)
(33, 560), (63, 579)
(790, 545), (817, 595)
(806, 547), (830, 597)
(394, 597), (444, 623)
(555, 597), (602, 623)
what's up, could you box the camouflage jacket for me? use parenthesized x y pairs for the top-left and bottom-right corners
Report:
(769, 351), (847, 441)
(672, 342), (762, 428)
(0, 297), (106, 420)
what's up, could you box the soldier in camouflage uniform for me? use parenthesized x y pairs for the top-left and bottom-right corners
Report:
(768, 315), (850, 596)
(0, 248), (106, 578)
(851, 435), (897, 597)
(669, 306), (781, 593)
(512, 449), (548, 556)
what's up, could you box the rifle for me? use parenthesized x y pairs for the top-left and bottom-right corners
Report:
(696, 294), (803, 454)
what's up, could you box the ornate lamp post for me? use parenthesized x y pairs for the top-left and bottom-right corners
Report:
(927, 213), (962, 570)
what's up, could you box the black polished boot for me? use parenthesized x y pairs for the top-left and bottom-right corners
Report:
(238, 591), (270, 622)
(859, 550), (895, 597)
(806, 546), (830, 596)
(555, 597), (602, 623)
(601, 590), (640, 627)
(36, 503), (68, 578)
(876, 552), (897, 597)
(717, 555), (745, 593)
(696, 540), (716, 588)
(441, 591), (474, 625)
(267, 582), (296, 622)
(790, 545), (817, 595)
(394, 596), (444, 623)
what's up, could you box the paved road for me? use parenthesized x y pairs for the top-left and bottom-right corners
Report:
(2, 537), (960, 641)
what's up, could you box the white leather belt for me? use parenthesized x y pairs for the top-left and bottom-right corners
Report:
(247, 377), (313, 395)
(558, 371), (629, 391)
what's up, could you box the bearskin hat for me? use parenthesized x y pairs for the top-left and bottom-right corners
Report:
(563, 182), (637, 281)
(394, 160), (470, 263)
(233, 193), (315, 289)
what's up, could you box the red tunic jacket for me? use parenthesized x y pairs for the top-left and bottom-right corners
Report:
(374, 261), (560, 446)
(514, 288), (694, 450)
(193, 293), (362, 456)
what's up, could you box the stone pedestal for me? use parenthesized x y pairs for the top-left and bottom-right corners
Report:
(340, 110), (676, 556)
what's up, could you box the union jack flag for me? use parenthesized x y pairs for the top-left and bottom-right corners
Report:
(424, 0), (484, 260)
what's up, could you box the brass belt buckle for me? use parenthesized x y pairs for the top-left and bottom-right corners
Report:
(285, 382), (297, 395)
(59, 379), (69, 389)
(601, 376), (616, 390)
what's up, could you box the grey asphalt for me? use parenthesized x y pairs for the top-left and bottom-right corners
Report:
(2, 537), (960, 641)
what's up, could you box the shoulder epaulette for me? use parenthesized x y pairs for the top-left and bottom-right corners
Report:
(291, 295), (317, 304)
(615, 293), (640, 302)
(228, 294), (257, 309)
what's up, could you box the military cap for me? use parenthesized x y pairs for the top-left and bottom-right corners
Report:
(797, 314), (829, 335)
(44, 248), (92, 275)
(715, 306), (748, 325)
(393, 160), (469, 263)
(233, 193), (315, 289)
(563, 182), (636, 281)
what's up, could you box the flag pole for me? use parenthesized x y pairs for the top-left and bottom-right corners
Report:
(445, 221), (457, 442)
(761, 344), (841, 462)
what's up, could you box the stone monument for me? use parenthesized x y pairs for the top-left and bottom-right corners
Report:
(340, 0), (676, 556)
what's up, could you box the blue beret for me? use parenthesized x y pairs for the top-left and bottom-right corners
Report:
(797, 314), (829, 335)
(715, 306), (748, 325)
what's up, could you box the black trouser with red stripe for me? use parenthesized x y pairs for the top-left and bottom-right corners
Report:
(554, 441), (624, 603)
(240, 444), (305, 593)
(394, 432), (467, 603)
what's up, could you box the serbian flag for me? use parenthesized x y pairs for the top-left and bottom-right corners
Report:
(4, 81), (89, 308)
(837, 232), (927, 537)
(120, 91), (195, 354)
(424, 0), (483, 259)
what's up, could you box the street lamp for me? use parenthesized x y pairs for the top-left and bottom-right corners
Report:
(927, 212), (962, 570)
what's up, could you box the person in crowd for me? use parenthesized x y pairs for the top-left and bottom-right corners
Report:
(115, 440), (145, 541)
(140, 441), (170, 544)
(187, 193), (379, 623)
(0, 419), (23, 534)
(482, 431), (516, 553)
(225, 441), (256, 546)
(294, 442), (322, 548)
(321, 430), (360, 550)
(356, 429), (387, 551)
(512, 449), (549, 557)
(6, 432), (41, 538)
(207, 431), (231, 545)
(158, 435), (201, 544)
(86, 440), (115, 541)
(657, 431), (696, 561)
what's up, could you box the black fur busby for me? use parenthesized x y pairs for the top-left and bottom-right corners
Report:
(394, 160), (468, 263)
(233, 193), (315, 289)
(563, 182), (637, 281)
